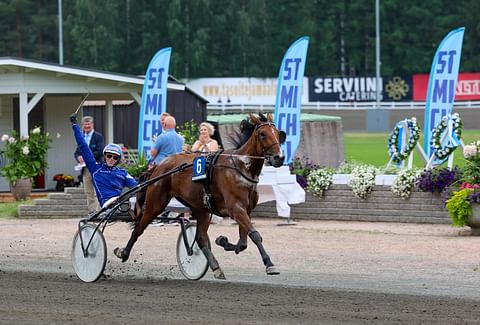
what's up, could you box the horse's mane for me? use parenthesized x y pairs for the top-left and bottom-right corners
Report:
(228, 113), (269, 149)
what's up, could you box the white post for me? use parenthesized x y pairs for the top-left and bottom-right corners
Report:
(18, 92), (45, 136)
(416, 142), (429, 163)
(106, 100), (114, 144)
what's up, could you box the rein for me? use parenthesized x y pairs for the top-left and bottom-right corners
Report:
(205, 121), (282, 185)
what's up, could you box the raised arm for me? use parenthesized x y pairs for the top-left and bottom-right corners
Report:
(70, 115), (97, 173)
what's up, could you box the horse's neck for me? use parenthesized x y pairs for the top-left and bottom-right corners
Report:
(233, 137), (264, 176)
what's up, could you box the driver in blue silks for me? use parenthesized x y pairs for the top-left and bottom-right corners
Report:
(70, 114), (137, 209)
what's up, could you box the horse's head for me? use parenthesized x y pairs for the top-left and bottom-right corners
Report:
(249, 113), (286, 167)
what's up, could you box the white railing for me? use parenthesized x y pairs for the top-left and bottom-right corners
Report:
(206, 101), (480, 113)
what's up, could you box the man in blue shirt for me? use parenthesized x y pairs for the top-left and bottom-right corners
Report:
(150, 116), (183, 165)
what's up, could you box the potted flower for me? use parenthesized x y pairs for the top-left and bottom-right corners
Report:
(391, 168), (421, 199)
(306, 167), (334, 197)
(53, 174), (75, 191)
(347, 164), (379, 199)
(288, 155), (319, 189)
(444, 141), (480, 234)
(1, 127), (51, 200)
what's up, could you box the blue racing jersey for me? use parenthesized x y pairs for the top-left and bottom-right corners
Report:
(72, 124), (137, 207)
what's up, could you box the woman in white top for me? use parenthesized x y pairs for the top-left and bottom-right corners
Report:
(191, 122), (219, 153)
(191, 122), (222, 224)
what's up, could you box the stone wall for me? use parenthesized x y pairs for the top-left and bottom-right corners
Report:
(252, 184), (451, 224)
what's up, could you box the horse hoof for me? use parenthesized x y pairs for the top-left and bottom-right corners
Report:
(266, 265), (280, 275)
(213, 268), (226, 280)
(215, 236), (228, 247)
(114, 247), (128, 262)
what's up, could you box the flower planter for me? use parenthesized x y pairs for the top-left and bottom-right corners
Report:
(252, 184), (451, 224)
(332, 174), (349, 184)
(375, 175), (397, 186)
(468, 204), (480, 236)
(10, 179), (32, 201)
(332, 174), (397, 186)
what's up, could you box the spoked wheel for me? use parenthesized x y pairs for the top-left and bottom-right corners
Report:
(71, 224), (107, 283)
(176, 223), (209, 280)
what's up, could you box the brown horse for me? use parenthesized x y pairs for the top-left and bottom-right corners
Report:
(114, 112), (286, 278)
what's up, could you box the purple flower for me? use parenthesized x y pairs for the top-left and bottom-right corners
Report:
(289, 155), (320, 188)
(416, 167), (462, 194)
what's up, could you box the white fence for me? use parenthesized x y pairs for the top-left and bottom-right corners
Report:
(206, 101), (480, 113)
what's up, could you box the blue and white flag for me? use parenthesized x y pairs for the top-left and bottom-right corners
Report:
(273, 36), (309, 164)
(137, 47), (172, 158)
(423, 27), (465, 160)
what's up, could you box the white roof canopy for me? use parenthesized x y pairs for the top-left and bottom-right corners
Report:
(0, 57), (186, 136)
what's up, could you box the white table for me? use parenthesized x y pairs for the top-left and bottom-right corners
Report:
(257, 166), (306, 218)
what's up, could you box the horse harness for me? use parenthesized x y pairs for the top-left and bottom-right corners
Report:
(198, 121), (280, 217)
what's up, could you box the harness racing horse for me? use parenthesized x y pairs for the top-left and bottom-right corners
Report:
(114, 113), (286, 279)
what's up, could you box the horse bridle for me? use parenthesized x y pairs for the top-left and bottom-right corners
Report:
(210, 121), (283, 185)
(254, 122), (282, 159)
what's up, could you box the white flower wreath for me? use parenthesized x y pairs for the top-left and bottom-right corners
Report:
(431, 113), (463, 160)
(388, 118), (420, 163)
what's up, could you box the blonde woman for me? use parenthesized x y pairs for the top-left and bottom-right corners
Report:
(191, 122), (219, 153)
(191, 121), (223, 224)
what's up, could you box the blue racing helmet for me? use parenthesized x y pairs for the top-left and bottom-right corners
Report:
(103, 143), (123, 158)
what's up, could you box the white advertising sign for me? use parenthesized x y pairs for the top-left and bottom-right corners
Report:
(186, 77), (309, 105)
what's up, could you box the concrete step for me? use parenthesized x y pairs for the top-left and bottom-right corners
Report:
(17, 187), (89, 219)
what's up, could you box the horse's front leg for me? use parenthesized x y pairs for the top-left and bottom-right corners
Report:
(248, 228), (279, 275)
(215, 227), (248, 254)
(217, 207), (279, 275)
(194, 210), (226, 280)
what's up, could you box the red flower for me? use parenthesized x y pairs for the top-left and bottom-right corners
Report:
(53, 174), (63, 181)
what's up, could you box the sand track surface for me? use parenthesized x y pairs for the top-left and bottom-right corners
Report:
(1, 218), (480, 324)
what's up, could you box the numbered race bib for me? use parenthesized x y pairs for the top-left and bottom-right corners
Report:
(192, 156), (207, 181)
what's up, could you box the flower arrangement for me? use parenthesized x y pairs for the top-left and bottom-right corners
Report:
(442, 139), (480, 228)
(391, 168), (421, 199)
(53, 173), (75, 191)
(347, 164), (379, 199)
(1, 127), (51, 183)
(388, 117), (420, 163)
(446, 188), (473, 226)
(306, 168), (334, 197)
(289, 155), (319, 189)
(431, 113), (463, 160)
(461, 140), (480, 185)
(53, 174), (74, 183)
(415, 167), (462, 194)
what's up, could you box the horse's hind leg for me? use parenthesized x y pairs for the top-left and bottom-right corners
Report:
(114, 193), (169, 262)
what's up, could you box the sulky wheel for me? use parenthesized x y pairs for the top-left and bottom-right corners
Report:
(176, 223), (209, 280)
(71, 224), (107, 283)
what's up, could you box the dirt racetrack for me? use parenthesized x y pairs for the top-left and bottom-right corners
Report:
(1, 217), (480, 324)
